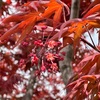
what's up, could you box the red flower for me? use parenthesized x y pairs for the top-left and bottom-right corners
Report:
(22, 41), (28, 46)
(31, 54), (39, 65)
(51, 63), (58, 71)
(60, 52), (66, 56)
(19, 59), (25, 66)
(41, 65), (46, 71)
(19, 59), (26, 69)
(47, 40), (57, 49)
(34, 40), (43, 47)
(46, 53), (55, 61)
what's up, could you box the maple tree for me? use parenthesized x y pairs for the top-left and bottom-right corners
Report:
(0, 0), (100, 100)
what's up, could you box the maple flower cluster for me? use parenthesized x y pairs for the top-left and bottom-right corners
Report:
(17, 22), (65, 75)
(19, 39), (64, 75)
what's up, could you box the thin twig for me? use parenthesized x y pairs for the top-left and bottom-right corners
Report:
(63, 7), (67, 22)
(85, 26), (96, 47)
(95, 28), (100, 45)
(57, 0), (70, 15)
(81, 38), (100, 53)
(39, 23), (62, 55)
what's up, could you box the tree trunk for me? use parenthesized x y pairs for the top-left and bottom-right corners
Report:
(59, 0), (80, 85)
(0, 0), (2, 8)
(70, 0), (80, 19)
(22, 68), (36, 100)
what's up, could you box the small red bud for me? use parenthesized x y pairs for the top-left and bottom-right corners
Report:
(41, 65), (46, 71)
(31, 55), (39, 65)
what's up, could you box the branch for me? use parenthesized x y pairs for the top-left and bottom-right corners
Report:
(57, 0), (70, 15)
(85, 26), (96, 48)
(81, 38), (100, 53)
(0, 0), (2, 8)
(70, 0), (80, 19)
(22, 67), (36, 100)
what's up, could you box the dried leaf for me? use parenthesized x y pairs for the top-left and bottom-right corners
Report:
(41, 0), (63, 27)
(82, 0), (100, 15)
(81, 75), (96, 82)
(3, 13), (25, 23)
(16, 17), (37, 45)
(88, 21), (100, 28)
(83, 4), (100, 18)
(53, 7), (62, 27)
(95, 57), (100, 73)
(80, 54), (100, 75)
(74, 22), (84, 50)
(63, 36), (73, 47)
(0, 24), (20, 41)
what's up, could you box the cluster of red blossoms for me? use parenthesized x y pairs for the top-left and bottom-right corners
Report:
(19, 39), (64, 75)
(17, 22), (65, 75)
(32, 40), (64, 74)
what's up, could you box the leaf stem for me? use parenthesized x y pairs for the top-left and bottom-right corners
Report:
(85, 26), (96, 47)
(81, 38), (100, 53)
(57, 0), (70, 15)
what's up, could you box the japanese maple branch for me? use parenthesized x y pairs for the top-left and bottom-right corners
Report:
(85, 26), (96, 48)
(57, 0), (70, 15)
(81, 38), (100, 53)
(22, 67), (36, 100)
(84, 26), (100, 52)
(0, 0), (2, 8)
